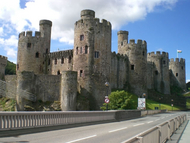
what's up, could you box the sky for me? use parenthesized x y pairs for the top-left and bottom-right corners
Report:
(0, 0), (189, 83)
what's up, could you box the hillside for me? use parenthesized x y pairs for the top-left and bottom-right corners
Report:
(5, 60), (16, 75)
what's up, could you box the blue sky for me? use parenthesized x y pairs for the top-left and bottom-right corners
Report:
(0, 0), (189, 82)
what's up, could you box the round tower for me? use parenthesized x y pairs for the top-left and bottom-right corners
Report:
(169, 58), (186, 91)
(117, 31), (129, 54)
(147, 51), (170, 94)
(17, 20), (52, 74)
(73, 9), (112, 110)
(118, 39), (147, 97)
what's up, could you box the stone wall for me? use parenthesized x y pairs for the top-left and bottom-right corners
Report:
(4, 75), (17, 98)
(0, 55), (7, 80)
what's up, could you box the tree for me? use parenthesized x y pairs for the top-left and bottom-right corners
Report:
(101, 90), (137, 110)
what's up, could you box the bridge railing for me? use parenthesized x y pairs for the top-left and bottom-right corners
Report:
(122, 114), (187, 143)
(0, 110), (165, 130)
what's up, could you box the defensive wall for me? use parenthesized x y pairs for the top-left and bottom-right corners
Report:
(0, 55), (7, 80)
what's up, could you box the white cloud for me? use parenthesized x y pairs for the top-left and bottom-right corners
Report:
(0, 0), (177, 61)
(186, 80), (190, 83)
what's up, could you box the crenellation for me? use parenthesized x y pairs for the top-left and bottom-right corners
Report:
(129, 39), (135, 44)
(26, 31), (32, 37)
(2, 9), (186, 111)
(35, 31), (41, 37)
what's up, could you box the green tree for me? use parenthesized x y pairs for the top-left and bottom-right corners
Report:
(5, 60), (16, 75)
(101, 90), (137, 110)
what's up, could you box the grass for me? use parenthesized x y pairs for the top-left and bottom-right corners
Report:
(0, 97), (16, 111)
(146, 98), (184, 111)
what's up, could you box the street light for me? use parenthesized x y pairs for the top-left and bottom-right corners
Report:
(171, 99), (173, 112)
(105, 82), (109, 110)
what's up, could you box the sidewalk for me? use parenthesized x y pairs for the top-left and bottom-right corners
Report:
(178, 120), (190, 143)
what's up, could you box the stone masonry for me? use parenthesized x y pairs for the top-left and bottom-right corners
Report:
(2, 9), (186, 110)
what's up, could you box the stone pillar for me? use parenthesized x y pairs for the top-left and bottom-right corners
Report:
(60, 71), (77, 111)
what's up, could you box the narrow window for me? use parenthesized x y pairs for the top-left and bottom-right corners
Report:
(176, 73), (178, 77)
(80, 70), (83, 77)
(95, 51), (99, 58)
(181, 66), (183, 70)
(46, 48), (48, 53)
(27, 43), (31, 48)
(155, 70), (158, 75)
(121, 42), (123, 46)
(143, 51), (145, 56)
(48, 59), (50, 65)
(85, 45), (88, 54)
(55, 58), (57, 65)
(68, 56), (71, 63)
(35, 52), (39, 58)
(61, 57), (64, 64)
(17, 64), (19, 70)
(80, 47), (82, 54)
(57, 70), (60, 75)
(80, 35), (84, 41)
(163, 60), (165, 64)
(76, 47), (78, 55)
(131, 65), (134, 70)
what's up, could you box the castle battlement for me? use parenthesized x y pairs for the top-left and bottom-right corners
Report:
(117, 31), (129, 35)
(111, 52), (128, 60)
(170, 58), (185, 64)
(148, 51), (169, 58)
(75, 15), (111, 29)
(0, 55), (7, 60)
(48, 50), (73, 58)
(19, 31), (41, 38)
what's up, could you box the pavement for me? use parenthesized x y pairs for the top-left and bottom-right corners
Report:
(167, 114), (190, 143)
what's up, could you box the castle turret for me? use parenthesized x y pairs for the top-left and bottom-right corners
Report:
(17, 20), (52, 74)
(169, 58), (186, 91)
(118, 31), (128, 53)
(118, 31), (147, 97)
(147, 51), (170, 94)
(0, 55), (7, 80)
(73, 9), (111, 110)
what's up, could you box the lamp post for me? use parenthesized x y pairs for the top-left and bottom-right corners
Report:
(171, 99), (173, 112)
(105, 82), (109, 110)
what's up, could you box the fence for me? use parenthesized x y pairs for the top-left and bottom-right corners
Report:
(0, 110), (164, 131)
(122, 114), (187, 143)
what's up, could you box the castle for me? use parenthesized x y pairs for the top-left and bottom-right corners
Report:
(0, 10), (186, 110)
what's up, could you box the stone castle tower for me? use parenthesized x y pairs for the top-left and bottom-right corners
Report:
(169, 58), (186, 91)
(118, 31), (147, 96)
(73, 10), (111, 109)
(2, 9), (186, 111)
(147, 51), (170, 94)
(0, 55), (7, 80)
(17, 20), (52, 74)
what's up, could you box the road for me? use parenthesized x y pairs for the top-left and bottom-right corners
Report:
(0, 112), (186, 143)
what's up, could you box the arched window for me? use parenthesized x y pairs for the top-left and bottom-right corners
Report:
(163, 60), (165, 64)
(36, 52), (39, 58)
(48, 59), (50, 65)
(57, 70), (60, 75)
(85, 45), (88, 54)
(76, 47), (78, 55)
(61, 57), (64, 64)
(17, 64), (19, 70)
(80, 35), (84, 41)
(46, 48), (48, 53)
(55, 58), (57, 64)
(143, 51), (145, 56)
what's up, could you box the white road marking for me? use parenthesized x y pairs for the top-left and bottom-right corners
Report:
(66, 135), (97, 143)
(147, 121), (153, 124)
(133, 123), (144, 127)
(109, 127), (128, 133)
